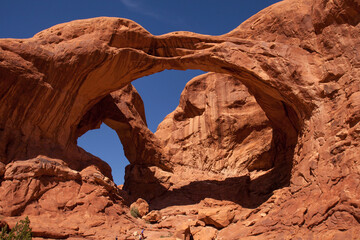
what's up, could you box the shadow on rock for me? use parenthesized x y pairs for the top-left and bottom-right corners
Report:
(149, 165), (290, 210)
(125, 130), (296, 211)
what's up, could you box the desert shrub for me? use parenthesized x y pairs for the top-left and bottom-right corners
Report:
(130, 207), (141, 218)
(0, 217), (32, 240)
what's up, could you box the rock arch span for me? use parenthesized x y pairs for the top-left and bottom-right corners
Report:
(0, 16), (307, 170)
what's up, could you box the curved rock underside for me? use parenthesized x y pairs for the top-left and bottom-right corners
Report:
(0, 0), (359, 238)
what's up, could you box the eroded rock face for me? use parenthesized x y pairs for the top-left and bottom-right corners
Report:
(124, 73), (276, 205)
(0, 85), (152, 239)
(76, 84), (170, 170)
(156, 73), (274, 175)
(0, 0), (359, 238)
(142, 210), (162, 223)
(0, 155), (133, 238)
(129, 198), (149, 218)
(198, 207), (235, 229)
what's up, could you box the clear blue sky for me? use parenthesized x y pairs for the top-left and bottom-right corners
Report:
(1, 0), (279, 185)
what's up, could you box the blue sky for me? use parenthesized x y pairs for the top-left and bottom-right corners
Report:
(1, 0), (279, 185)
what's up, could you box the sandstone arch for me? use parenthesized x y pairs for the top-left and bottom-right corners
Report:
(0, 17), (306, 169)
(1, 0), (359, 238)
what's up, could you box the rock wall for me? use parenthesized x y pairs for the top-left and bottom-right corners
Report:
(0, 0), (359, 238)
(124, 72), (277, 203)
(156, 72), (274, 175)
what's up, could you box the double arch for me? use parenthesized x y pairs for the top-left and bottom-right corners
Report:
(68, 18), (303, 147)
(0, 17), (313, 176)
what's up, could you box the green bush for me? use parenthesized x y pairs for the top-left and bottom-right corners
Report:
(130, 207), (141, 218)
(0, 217), (32, 240)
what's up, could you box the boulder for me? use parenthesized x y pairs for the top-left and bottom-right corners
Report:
(192, 226), (218, 240)
(174, 223), (193, 240)
(198, 207), (235, 229)
(143, 210), (162, 223)
(130, 198), (149, 218)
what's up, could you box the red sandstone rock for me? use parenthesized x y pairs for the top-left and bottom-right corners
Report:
(4, 155), (80, 181)
(0, 0), (359, 238)
(142, 210), (162, 223)
(174, 222), (194, 240)
(76, 84), (171, 171)
(198, 207), (235, 229)
(130, 198), (149, 217)
(155, 73), (273, 175)
(192, 226), (217, 240)
(124, 72), (274, 203)
(0, 155), (137, 239)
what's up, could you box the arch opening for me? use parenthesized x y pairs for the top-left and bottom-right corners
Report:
(77, 123), (129, 185)
(75, 66), (299, 209)
(56, 18), (304, 208)
(72, 31), (303, 150)
(132, 69), (206, 133)
(121, 72), (297, 209)
(0, 17), (307, 181)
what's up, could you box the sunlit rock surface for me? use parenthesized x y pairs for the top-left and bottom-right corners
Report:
(0, 0), (359, 238)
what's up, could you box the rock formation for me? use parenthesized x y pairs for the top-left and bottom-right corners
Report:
(0, 0), (359, 238)
(156, 73), (274, 175)
(124, 72), (276, 203)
